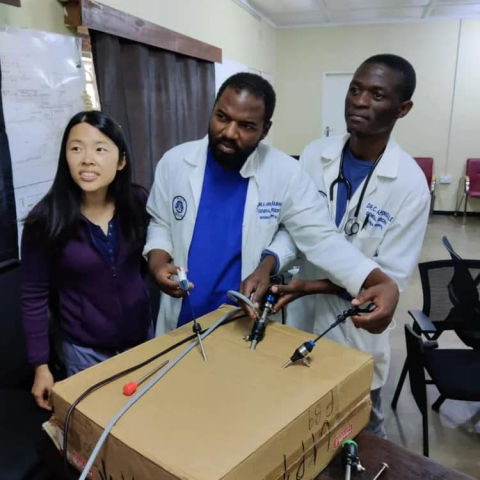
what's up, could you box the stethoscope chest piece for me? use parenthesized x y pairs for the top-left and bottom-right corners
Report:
(330, 145), (384, 237)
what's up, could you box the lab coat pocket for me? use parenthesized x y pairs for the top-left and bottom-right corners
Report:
(355, 226), (384, 258)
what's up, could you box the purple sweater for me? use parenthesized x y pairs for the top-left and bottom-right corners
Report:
(21, 205), (151, 367)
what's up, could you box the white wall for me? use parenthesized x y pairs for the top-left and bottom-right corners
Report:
(0, 0), (277, 158)
(0, 0), (276, 77)
(274, 19), (480, 212)
(100, 0), (276, 75)
(447, 20), (480, 213)
(3, 2), (478, 212)
(0, 0), (71, 35)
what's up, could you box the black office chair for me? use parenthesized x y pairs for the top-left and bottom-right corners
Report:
(404, 323), (480, 457)
(0, 262), (51, 479)
(391, 242), (480, 409)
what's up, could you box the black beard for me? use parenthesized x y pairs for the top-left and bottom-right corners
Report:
(208, 131), (259, 170)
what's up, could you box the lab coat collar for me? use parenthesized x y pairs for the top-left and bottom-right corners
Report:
(184, 136), (209, 167)
(184, 135), (259, 179)
(321, 134), (350, 164)
(376, 137), (400, 179)
(321, 134), (400, 180)
(240, 145), (260, 179)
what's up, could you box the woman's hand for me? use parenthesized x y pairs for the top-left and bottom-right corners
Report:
(32, 364), (54, 410)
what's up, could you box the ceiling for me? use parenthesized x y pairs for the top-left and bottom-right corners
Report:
(237, 0), (480, 28)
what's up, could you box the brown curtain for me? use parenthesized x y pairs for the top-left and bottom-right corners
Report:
(90, 30), (215, 189)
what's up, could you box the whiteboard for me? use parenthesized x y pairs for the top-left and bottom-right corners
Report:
(0, 26), (85, 242)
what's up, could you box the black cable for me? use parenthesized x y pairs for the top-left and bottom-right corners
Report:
(62, 312), (247, 477)
(313, 305), (374, 343)
(313, 316), (345, 343)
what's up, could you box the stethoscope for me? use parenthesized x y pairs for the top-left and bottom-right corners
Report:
(329, 145), (384, 236)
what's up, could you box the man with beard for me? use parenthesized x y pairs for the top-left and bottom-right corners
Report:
(144, 73), (399, 335)
(263, 55), (430, 436)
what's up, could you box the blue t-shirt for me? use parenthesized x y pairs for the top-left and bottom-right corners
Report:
(335, 147), (374, 227)
(177, 149), (249, 327)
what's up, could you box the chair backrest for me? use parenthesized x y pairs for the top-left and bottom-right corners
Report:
(418, 260), (480, 319)
(0, 262), (33, 389)
(466, 158), (480, 195)
(442, 237), (480, 313)
(418, 257), (480, 348)
(442, 237), (480, 347)
(404, 324), (428, 416)
(414, 157), (434, 186)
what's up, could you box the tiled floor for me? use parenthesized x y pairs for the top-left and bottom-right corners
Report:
(383, 215), (480, 479)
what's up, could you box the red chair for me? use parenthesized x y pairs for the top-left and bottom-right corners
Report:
(455, 158), (480, 224)
(414, 157), (436, 215)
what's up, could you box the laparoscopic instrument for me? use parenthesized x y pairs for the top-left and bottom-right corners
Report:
(282, 304), (375, 369)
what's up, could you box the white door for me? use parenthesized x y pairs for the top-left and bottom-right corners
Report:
(322, 73), (353, 138)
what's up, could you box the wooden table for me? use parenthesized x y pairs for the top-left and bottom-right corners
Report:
(37, 430), (476, 480)
(316, 431), (476, 480)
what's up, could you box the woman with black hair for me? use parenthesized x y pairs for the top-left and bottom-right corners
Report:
(21, 111), (152, 410)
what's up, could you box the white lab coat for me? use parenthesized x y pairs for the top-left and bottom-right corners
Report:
(144, 136), (379, 334)
(269, 134), (430, 389)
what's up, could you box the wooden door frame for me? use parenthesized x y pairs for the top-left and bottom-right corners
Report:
(64, 0), (222, 63)
(0, 0), (21, 7)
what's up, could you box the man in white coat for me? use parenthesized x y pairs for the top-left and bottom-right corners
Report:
(266, 55), (430, 437)
(144, 72), (399, 338)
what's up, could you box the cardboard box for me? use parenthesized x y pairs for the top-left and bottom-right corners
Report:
(51, 305), (373, 480)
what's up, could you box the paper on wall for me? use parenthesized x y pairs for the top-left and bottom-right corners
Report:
(0, 26), (84, 240)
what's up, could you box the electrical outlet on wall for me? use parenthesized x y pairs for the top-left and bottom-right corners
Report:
(440, 175), (452, 184)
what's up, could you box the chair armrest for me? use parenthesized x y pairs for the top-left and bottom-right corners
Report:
(408, 310), (437, 333)
(430, 176), (436, 194)
(465, 175), (470, 194)
(424, 340), (439, 350)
